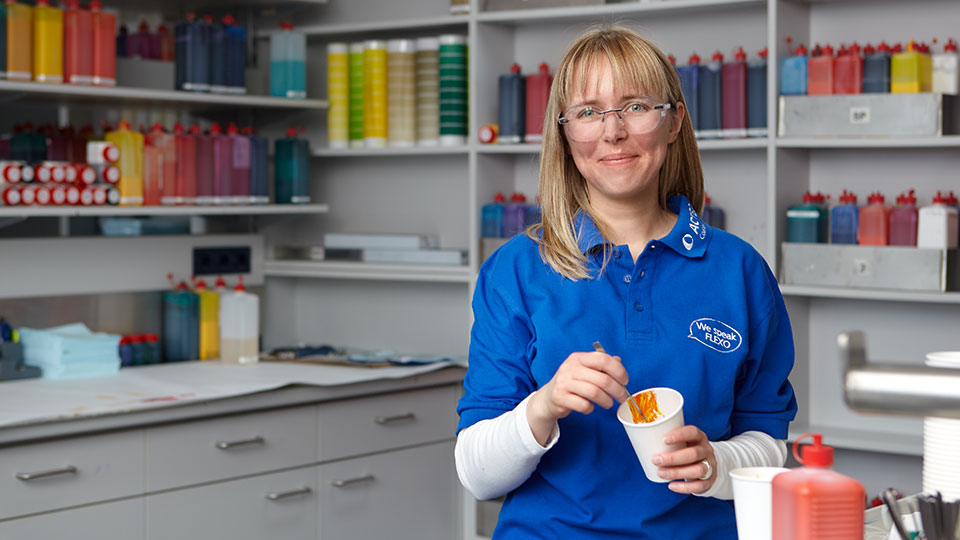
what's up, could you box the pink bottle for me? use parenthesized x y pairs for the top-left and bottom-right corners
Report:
(143, 143), (163, 205)
(90, 1), (116, 86)
(888, 189), (918, 246)
(858, 191), (890, 245)
(209, 122), (232, 205)
(721, 46), (747, 138)
(173, 123), (196, 205)
(63, 0), (93, 85)
(226, 123), (251, 204)
(808, 44), (835, 95)
(192, 124), (214, 205)
(145, 123), (176, 205)
(157, 24), (174, 61)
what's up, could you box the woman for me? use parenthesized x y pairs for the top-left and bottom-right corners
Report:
(456, 26), (797, 539)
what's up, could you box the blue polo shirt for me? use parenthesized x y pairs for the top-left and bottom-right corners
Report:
(458, 195), (797, 540)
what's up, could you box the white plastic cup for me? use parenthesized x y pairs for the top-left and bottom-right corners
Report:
(730, 467), (789, 540)
(616, 387), (685, 483)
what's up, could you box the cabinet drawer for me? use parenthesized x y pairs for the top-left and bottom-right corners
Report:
(145, 406), (317, 491)
(317, 384), (459, 461)
(317, 440), (458, 540)
(0, 497), (144, 540)
(146, 467), (316, 540)
(0, 430), (145, 520)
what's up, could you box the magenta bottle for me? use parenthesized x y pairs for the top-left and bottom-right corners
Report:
(889, 189), (919, 246)
(209, 122), (232, 205)
(226, 123), (251, 204)
(192, 124), (214, 205)
(721, 46), (748, 138)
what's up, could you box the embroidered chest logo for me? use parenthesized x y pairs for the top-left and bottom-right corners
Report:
(688, 318), (742, 353)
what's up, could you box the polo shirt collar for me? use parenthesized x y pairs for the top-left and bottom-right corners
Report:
(573, 195), (711, 258)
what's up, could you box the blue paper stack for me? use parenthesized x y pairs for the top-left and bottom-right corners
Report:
(19, 323), (122, 380)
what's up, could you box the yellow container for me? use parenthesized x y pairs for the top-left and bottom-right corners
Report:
(6, 1), (33, 81)
(105, 121), (144, 206)
(33, 0), (62, 84)
(327, 43), (350, 149)
(197, 287), (220, 360)
(363, 40), (387, 147)
(891, 41), (932, 93)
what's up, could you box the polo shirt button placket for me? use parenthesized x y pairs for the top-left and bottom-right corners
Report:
(623, 274), (631, 284)
(634, 301), (643, 312)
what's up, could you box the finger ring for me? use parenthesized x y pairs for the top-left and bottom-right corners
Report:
(698, 459), (713, 481)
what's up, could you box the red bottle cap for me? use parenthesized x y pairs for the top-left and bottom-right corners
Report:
(837, 44), (848, 56)
(151, 122), (165, 133)
(704, 194), (712, 205)
(821, 44), (834, 56)
(510, 192), (527, 203)
(209, 122), (222, 135)
(510, 63), (521, 74)
(286, 127), (299, 137)
(794, 44), (808, 56)
(119, 336), (133, 346)
(812, 191), (826, 204)
(145, 334), (159, 343)
(186, 12), (196, 21)
(67, 0), (79, 9)
(176, 281), (190, 291)
(234, 275), (246, 292)
(712, 51), (724, 62)
(222, 14), (236, 26)
(138, 20), (149, 32)
(902, 189), (917, 205)
(734, 46), (746, 61)
(157, 24), (168, 33)
(877, 41), (890, 53)
(173, 123), (185, 134)
(117, 119), (131, 131)
(279, 21), (293, 30)
(793, 433), (834, 467)
(241, 126), (255, 135)
(688, 53), (701, 65)
(947, 192), (959, 205)
(839, 189), (857, 204)
(226, 122), (239, 135)
(933, 190), (949, 204)
(811, 44), (823, 56)
(203, 14), (214, 23)
(864, 43), (876, 55)
(36, 0), (49, 6)
(867, 191), (885, 204)
(892, 42), (903, 54)
(802, 192), (813, 203)
(758, 47), (768, 59)
(215, 276), (228, 289)
(90, 0), (102, 11)
(190, 124), (202, 134)
(849, 42), (861, 55)
(667, 54), (676, 65)
(194, 278), (208, 290)
(493, 192), (506, 203)
(947, 39), (958, 53)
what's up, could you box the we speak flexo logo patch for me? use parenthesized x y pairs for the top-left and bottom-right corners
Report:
(688, 318), (742, 353)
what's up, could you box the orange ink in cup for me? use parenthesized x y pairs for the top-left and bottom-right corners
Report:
(628, 390), (662, 424)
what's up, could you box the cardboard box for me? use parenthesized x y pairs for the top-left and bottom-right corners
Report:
(778, 93), (960, 138)
(780, 243), (960, 292)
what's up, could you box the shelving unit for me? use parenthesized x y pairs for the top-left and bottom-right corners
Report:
(0, 204), (329, 218)
(264, 260), (473, 283)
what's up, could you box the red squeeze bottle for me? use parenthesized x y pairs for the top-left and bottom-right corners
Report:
(64, 0), (94, 85)
(192, 124), (215, 205)
(721, 46), (747, 137)
(524, 62), (553, 144)
(808, 44), (835, 94)
(834, 42), (863, 94)
(889, 189), (919, 246)
(772, 434), (865, 540)
(174, 123), (197, 205)
(90, 1), (117, 86)
(858, 191), (890, 245)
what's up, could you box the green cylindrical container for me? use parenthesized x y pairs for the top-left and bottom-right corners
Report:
(348, 41), (365, 148)
(786, 192), (828, 243)
(438, 34), (467, 146)
(274, 128), (310, 204)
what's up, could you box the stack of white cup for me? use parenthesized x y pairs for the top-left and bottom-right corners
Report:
(922, 351), (960, 501)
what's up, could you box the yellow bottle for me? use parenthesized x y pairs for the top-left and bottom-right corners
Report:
(363, 39), (387, 147)
(6, 1), (33, 81)
(891, 41), (932, 93)
(32, 0), (62, 84)
(105, 120), (144, 206)
(195, 280), (220, 360)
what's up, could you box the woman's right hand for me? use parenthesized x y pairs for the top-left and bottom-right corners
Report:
(526, 350), (631, 446)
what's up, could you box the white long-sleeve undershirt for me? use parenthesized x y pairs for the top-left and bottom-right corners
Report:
(455, 395), (787, 501)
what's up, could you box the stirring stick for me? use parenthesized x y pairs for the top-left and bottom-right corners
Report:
(592, 341), (647, 422)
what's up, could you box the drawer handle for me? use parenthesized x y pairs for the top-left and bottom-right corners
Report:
(15, 465), (78, 481)
(374, 412), (415, 425)
(331, 474), (375, 488)
(215, 436), (265, 450)
(265, 486), (312, 501)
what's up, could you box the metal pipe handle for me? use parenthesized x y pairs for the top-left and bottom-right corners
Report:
(265, 486), (312, 501)
(374, 413), (415, 425)
(215, 436), (265, 450)
(16, 465), (78, 481)
(331, 474), (375, 488)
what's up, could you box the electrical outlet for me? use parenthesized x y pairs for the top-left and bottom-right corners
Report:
(193, 246), (251, 276)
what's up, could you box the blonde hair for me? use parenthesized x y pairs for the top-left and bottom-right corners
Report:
(529, 25), (704, 280)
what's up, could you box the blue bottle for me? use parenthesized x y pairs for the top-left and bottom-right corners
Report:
(747, 48), (768, 137)
(118, 336), (133, 367)
(780, 42), (808, 95)
(222, 14), (246, 94)
(274, 127), (310, 204)
(701, 194), (725, 230)
(481, 192), (505, 237)
(245, 126), (269, 204)
(163, 281), (199, 362)
(698, 51), (723, 139)
(498, 64), (526, 144)
(116, 24), (128, 58)
(524, 198), (541, 228)
(863, 42), (891, 93)
(206, 15), (226, 93)
(677, 53), (701, 132)
(787, 191), (828, 243)
(176, 13), (209, 92)
(831, 190), (859, 244)
(503, 192), (527, 237)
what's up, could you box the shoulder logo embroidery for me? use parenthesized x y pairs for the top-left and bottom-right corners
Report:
(688, 318), (742, 353)
(685, 202), (707, 242)
(682, 234), (694, 250)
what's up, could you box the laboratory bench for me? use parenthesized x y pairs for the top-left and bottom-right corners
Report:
(0, 361), (466, 540)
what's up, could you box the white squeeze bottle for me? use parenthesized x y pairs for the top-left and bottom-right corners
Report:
(219, 275), (259, 365)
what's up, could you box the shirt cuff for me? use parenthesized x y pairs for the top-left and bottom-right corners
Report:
(515, 394), (559, 455)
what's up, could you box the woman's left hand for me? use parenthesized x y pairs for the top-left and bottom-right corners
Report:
(652, 425), (716, 494)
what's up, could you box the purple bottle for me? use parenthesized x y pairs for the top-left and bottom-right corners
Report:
(209, 122), (232, 205)
(191, 124), (214, 205)
(226, 123), (250, 204)
(503, 192), (528, 237)
(888, 189), (918, 246)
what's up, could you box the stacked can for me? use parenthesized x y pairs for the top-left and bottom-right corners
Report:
(348, 42), (365, 149)
(362, 40), (388, 148)
(415, 37), (440, 146)
(438, 34), (467, 146)
(387, 39), (416, 147)
(326, 43), (350, 149)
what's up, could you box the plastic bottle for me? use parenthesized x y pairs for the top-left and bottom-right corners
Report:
(721, 47), (747, 139)
(747, 48), (767, 137)
(194, 278), (219, 360)
(786, 191), (828, 243)
(145, 123), (175, 205)
(362, 39), (387, 147)
(63, 0), (92, 85)
(143, 140), (162, 205)
(830, 190), (858, 244)
(348, 41), (365, 148)
(833, 42), (863, 94)
(780, 40), (808, 95)
(498, 63), (525, 144)
(192, 124), (214, 205)
(274, 127), (310, 204)
(933, 38), (959, 95)
(33, 0), (63, 84)
(219, 275), (259, 366)
(503, 192), (527, 237)
(918, 191), (959, 249)
(163, 278), (199, 363)
(525, 62), (552, 144)
(270, 21), (306, 98)
(482, 192), (505, 238)
(698, 51), (723, 139)
(772, 434), (865, 540)
(226, 122), (250, 205)
(807, 43), (834, 95)
(176, 13), (208, 92)
(208, 122), (231, 205)
(437, 34), (468, 146)
(386, 38), (416, 148)
(243, 126), (268, 204)
(524, 195), (542, 229)
(89, 1), (115, 86)
(156, 23), (173, 61)
(6, 0), (32, 81)
(677, 54), (700, 132)
(327, 42), (349, 149)
(862, 42), (890, 93)
(891, 40), (932, 93)
(206, 14), (226, 93)
(128, 20), (149, 59)
(221, 15), (245, 94)
(173, 123), (196, 205)
(701, 194), (725, 230)
(105, 120), (144, 206)
(858, 192), (890, 245)
(888, 189), (919, 246)
(118, 335), (133, 367)
(144, 333), (161, 364)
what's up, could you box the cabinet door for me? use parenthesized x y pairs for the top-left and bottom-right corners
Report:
(0, 498), (144, 540)
(145, 467), (317, 540)
(317, 440), (457, 540)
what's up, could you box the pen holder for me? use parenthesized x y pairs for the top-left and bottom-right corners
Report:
(0, 342), (42, 381)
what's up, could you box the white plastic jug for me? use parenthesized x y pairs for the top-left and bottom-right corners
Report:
(219, 276), (259, 365)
